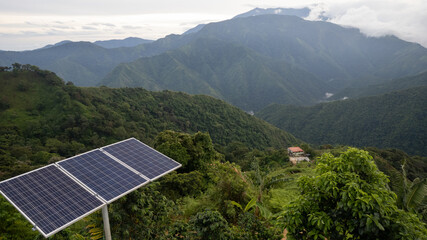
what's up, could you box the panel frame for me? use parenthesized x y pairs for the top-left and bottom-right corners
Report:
(0, 164), (106, 238)
(101, 137), (182, 181)
(56, 148), (150, 204)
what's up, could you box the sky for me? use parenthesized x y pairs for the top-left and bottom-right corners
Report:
(0, 0), (426, 51)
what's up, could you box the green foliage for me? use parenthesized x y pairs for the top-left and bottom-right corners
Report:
(189, 210), (230, 240)
(106, 184), (175, 239)
(282, 148), (427, 239)
(158, 171), (207, 200)
(235, 212), (281, 240)
(367, 147), (427, 181)
(403, 178), (427, 213)
(207, 162), (249, 222)
(154, 130), (218, 172)
(0, 196), (39, 240)
(258, 87), (427, 155)
(0, 68), (299, 180)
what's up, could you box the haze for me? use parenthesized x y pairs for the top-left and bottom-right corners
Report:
(1, 0), (426, 51)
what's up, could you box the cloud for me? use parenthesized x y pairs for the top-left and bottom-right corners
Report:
(307, 0), (427, 47)
(325, 92), (334, 98)
(89, 22), (116, 27)
(122, 25), (143, 29)
(0, 0), (427, 50)
(82, 26), (97, 30)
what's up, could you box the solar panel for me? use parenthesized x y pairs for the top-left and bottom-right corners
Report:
(102, 138), (181, 180)
(0, 165), (104, 237)
(57, 149), (148, 203)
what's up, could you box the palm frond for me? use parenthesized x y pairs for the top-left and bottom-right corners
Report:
(406, 178), (427, 210)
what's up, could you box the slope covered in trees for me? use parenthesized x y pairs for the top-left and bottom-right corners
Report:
(257, 87), (427, 155)
(0, 67), (299, 179)
(100, 38), (328, 111)
(1, 67), (426, 240)
(332, 71), (427, 100)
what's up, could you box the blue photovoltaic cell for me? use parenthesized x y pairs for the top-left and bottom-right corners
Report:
(102, 138), (181, 180)
(0, 165), (104, 237)
(58, 150), (147, 202)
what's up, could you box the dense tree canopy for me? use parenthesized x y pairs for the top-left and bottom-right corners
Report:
(282, 148), (427, 239)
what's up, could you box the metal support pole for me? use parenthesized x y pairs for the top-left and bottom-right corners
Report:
(102, 205), (112, 240)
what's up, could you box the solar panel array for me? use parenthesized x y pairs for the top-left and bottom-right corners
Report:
(0, 138), (181, 238)
(0, 165), (104, 237)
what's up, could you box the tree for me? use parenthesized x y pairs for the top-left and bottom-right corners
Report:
(154, 130), (218, 172)
(282, 148), (427, 240)
(189, 210), (230, 240)
(401, 162), (427, 222)
(104, 184), (174, 239)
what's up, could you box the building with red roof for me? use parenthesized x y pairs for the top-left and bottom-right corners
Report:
(287, 147), (310, 164)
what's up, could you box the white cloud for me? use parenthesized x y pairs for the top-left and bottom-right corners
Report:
(325, 92), (334, 98)
(308, 0), (427, 46)
(0, 0), (426, 50)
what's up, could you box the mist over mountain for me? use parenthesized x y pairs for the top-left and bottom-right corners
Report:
(186, 15), (427, 88)
(101, 14), (427, 109)
(1, 9), (426, 106)
(233, 7), (310, 19)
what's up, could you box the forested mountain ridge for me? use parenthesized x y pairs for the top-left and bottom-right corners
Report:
(1, 11), (426, 100)
(158, 14), (427, 88)
(100, 38), (329, 111)
(257, 87), (427, 155)
(93, 37), (153, 49)
(0, 67), (300, 179)
(102, 14), (427, 109)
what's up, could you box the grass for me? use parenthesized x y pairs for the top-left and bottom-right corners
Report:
(264, 162), (315, 213)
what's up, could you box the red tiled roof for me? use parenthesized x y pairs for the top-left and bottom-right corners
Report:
(288, 147), (304, 152)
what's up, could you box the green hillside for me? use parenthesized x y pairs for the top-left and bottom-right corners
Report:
(0, 67), (299, 179)
(257, 87), (427, 155)
(101, 38), (329, 111)
(331, 71), (427, 100)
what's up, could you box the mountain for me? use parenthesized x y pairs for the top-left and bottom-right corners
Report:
(0, 67), (299, 170)
(93, 37), (153, 48)
(100, 38), (330, 111)
(183, 24), (206, 35)
(256, 87), (427, 155)
(101, 14), (427, 109)
(181, 7), (310, 35)
(40, 40), (73, 49)
(1, 11), (427, 94)
(233, 7), (311, 19)
(0, 41), (160, 86)
(330, 71), (427, 100)
(185, 15), (427, 89)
